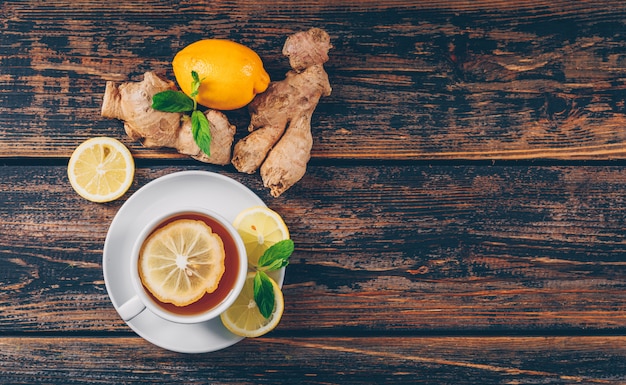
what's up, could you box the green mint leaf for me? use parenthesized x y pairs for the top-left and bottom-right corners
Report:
(258, 239), (294, 271)
(190, 70), (201, 98)
(191, 110), (212, 156)
(151, 90), (194, 112)
(253, 271), (275, 319)
(261, 259), (285, 272)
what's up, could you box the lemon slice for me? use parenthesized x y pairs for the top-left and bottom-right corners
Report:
(67, 137), (134, 203)
(232, 206), (290, 267)
(138, 219), (226, 307)
(220, 272), (284, 337)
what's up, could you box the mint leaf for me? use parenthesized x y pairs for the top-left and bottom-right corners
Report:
(258, 239), (294, 272)
(254, 271), (275, 319)
(190, 70), (202, 98)
(151, 90), (194, 112)
(151, 71), (212, 158)
(191, 110), (211, 157)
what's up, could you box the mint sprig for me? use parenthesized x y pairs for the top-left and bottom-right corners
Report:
(253, 239), (294, 319)
(151, 71), (212, 156)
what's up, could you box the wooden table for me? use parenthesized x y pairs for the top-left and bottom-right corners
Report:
(2, 1), (626, 383)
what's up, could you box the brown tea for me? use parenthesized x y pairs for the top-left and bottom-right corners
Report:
(139, 212), (241, 316)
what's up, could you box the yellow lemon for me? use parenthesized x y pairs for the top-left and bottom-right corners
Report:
(220, 272), (284, 337)
(67, 137), (134, 203)
(232, 206), (290, 267)
(138, 219), (226, 307)
(172, 39), (270, 110)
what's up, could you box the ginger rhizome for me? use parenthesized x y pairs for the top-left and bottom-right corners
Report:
(232, 28), (332, 197)
(100, 28), (332, 197)
(101, 71), (236, 165)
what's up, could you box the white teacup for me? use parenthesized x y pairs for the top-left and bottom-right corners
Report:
(118, 207), (248, 324)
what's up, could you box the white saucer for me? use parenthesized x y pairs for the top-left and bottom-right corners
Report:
(103, 171), (284, 353)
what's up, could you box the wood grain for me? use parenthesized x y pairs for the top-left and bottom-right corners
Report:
(2, 2), (626, 383)
(1, 1), (626, 160)
(2, 164), (625, 332)
(1, 336), (625, 384)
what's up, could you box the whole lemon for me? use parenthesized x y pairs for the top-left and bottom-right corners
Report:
(172, 39), (270, 110)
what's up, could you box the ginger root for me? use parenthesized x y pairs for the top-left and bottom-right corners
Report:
(101, 71), (236, 165)
(232, 28), (332, 197)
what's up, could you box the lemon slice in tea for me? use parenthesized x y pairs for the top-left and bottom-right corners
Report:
(138, 219), (226, 307)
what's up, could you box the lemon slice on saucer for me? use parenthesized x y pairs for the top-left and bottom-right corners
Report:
(220, 272), (284, 337)
(232, 206), (289, 267)
(138, 219), (226, 307)
(67, 137), (134, 202)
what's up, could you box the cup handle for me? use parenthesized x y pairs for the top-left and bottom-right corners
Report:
(118, 295), (145, 321)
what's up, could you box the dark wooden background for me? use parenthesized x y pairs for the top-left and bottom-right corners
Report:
(2, 1), (626, 383)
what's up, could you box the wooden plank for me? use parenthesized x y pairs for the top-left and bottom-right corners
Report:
(0, 336), (625, 384)
(1, 1), (626, 160)
(1, 164), (626, 332)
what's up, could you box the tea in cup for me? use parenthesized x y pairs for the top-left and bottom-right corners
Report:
(118, 207), (247, 324)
